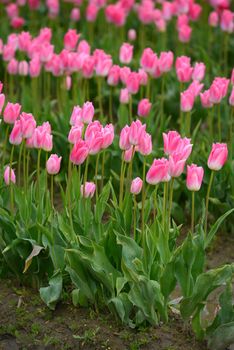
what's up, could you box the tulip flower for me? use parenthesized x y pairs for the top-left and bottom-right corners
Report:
(80, 182), (96, 198)
(4, 165), (16, 185)
(137, 98), (152, 118)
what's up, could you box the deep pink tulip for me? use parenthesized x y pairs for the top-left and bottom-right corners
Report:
(138, 68), (148, 86)
(3, 102), (21, 124)
(4, 166), (16, 185)
(46, 154), (62, 175)
(9, 120), (22, 145)
(180, 90), (195, 112)
(70, 139), (89, 165)
(176, 137), (193, 160)
(120, 66), (131, 84)
(140, 48), (157, 74)
(220, 10), (233, 33)
(86, 132), (103, 155)
(7, 58), (18, 75)
(126, 72), (140, 94)
(29, 57), (41, 77)
(107, 65), (120, 86)
(86, 3), (99, 22)
(163, 130), (181, 155)
(64, 29), (80, 51)
(207, 143), (228, 171)
(158, 51), (174, 73)
(119, 125), (131, 150)
(130, 177), (143, 195)
(129, 120), (146, 146)
(119, 43), (133, 64)
(137, 98), (152, 117)
(146, 158), (171, 185)
(20, 112), (36, 139)
(101, 124), (114, 149)
(186, 164), (204, 191)
(178, 24), (192, 43)
(187, 81), (204, 97)
(85, 121), (102, 141)
(80, 182), (96, 198)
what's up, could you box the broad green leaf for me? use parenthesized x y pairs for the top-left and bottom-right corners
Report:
(207, 322), (234, 350)
(40, 270), (63, 310)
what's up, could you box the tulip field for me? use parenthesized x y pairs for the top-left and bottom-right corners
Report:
(0, 0), (234, 349)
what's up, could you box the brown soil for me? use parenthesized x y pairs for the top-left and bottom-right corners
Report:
(0, 233), (233, 350)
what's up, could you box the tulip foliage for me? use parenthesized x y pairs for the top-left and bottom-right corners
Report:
(0, 1), (234, 349)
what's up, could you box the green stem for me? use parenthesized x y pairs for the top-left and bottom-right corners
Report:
(179, 82), (184, 133)
(95, 153), (100, 201)
(109, 86), (113, 123)
(141, 158), (146, 234)
(205, 170), (215, 234)
(168, 178), (174, 231)
(229, 108), (233, 161)
(50, 175), (54, 209)
(129, 95), (133, 123)
(26, 150), (30, 190)
(101, 150), (106, 191)
(83, 156), (89, 197)
(98, 77), (103, 118)
(18, 141), (24, 185)
(163, 182), (168, 232)
(133, 195), (137, 241)
(9, 146), (15, 215)
(160, 74), (165, 130)
(218, 103), (221, 141)
(119, 154), (125, 208)
(37, 149), (42, 201)
(191, 191), (195, 233)
(153, 185), (158, 222)
(2, 125), (10, 167)
(186, 111), (191, 137)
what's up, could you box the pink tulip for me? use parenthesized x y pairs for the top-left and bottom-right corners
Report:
(120, 66), (131, 84)
(80, 182), (96, 198)
(9, 120), (22, 145)
(120, 88), (130, 104)
(81, 101), (95, 124)
(105, 4), (126, 27)
(68, 124), (83, 144)
(176, 137), (193, 160)
(137, 98), (152, 117)
(119, 43), (133, 64)
(187, 81), (204, 97)
(7, 58), (18, 75)
(138, 68), (148, 86)
(70, 8), (80, 21)
(146, 158), (171, 185)
(123, 146), (135, 163)
(42, 133), (53, 152)
(20, 112), (36, 139)
(0, 94), (5, 114)
(101, 124), (114, 149)
(209, 82), (223, 104)
(86, 3), (99, 22)
(3, 102), (21, 124)
(126, 72), (140, 94)
(70, 106), (83, 126)
(137, 132), (152, 156)
(95, 51), (112, 77)
(176, 56), (193, 82)
(230, 69), (234, 85)
(189, 3), (202, 21)
(119, 125), (131, 150)
(128, 29), (136, 41)
(169, 154), (186, 178)
(140, 48), (157, 74)
(64, 29), (80, 51)
(220, 10), (233, 33)
(46, 154), (62, 175)
(229, 87), (234, 106)
(178, 24), (192, 43)
(29, 58), (41, 77)
(130, 177), (143, 195)
(200, 90), (214, 109)
(18, 60), (29, 76)
(4, 166), (16, 185)
(85, 121), (102, 141)
(129, 120), (146, 146)
(70, 139), (89, 165)
(209, 11), (219, 27)
(86, 132), (103, 155)
(186, 164), (204, 191)
(77, 40), (91, 55)
(82, 56), (95, 78)
(180, 90), (195, 112)
(107, 65), (120, 86)
(158, 51), (174, 73)
(207, 143), (228, 171)
(163, 130), (181, 155)
(192, 62), (206, 81)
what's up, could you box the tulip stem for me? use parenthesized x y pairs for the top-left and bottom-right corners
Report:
(119, 154), (125, 208)
(168, 178), (174, 231)
(97, 77), (103, 118)
(95, 153), (100, 201)
(26, 150), (30, 190)
(160, 74), (166, 130)
(223, 33), (229, 76)
(205, 170), (214, 234)
(179, 82), (184, 134)
(10, 145), (15, 216)
(50, 175), (54, 209)
(18, 141), (24, 186)
(229, 108), (233, 161)
(101, 150), (106, 191)
(141, 158), (146, 234)
(83, 156), (89, 197)
(37, 149), (42, 201)
(129, 95), (133, 123)
(208, 108), (213, 140)
(186, 111), (191, 137)
(153, 185), (158, 222)
(218, 103), (221, 141)
(2, 125), (9, 167)
(109, 86), (113, 124)
(23, 143), (27, 193)
(191, 191), (195, 234)
(133, 195), (137, 241)
(163, 182), (168, 232)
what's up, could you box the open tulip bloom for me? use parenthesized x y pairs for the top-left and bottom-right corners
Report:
(0, 3), (233, 349)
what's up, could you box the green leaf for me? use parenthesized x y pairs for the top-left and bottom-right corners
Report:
(40, 270), (63, 310)
(207, 322), (234, 350)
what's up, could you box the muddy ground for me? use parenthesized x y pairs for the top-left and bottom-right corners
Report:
(0, 232), (233, 350)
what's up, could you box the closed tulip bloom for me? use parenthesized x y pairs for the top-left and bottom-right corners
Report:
(209, 82), (223, 104)
(192, 62), (206, 81)
(120, 66), (131, 84)
(137, 98), (152, 117)
(85, 121), (102, 141)
(86, 132), (103, 155)
(176, 137), (193, 160)
(200, 90), (213, 108)
(119, 125), (131, 150)
(158, 51), (174, 73)
(42, 133), (53, 152)
(120, 88), (130, 104)
(169, 153), (186, 177)
(7, 58), (18, 75)
(138, 132), (152, 156)
(126, 72), (140, 95)
(189, 3), (202, 21)
(207, 143), (228, 171)
(70, 139), (89, 165)
(95, 53), (112, 77)
(130, 177), (143, 195)
(80, 182), (96, 198)
(29, 57), (41, 77)
(68, 124), (83, 144)
(186, 164), (204, 191)
(140, 48), (157, 74)
(128, 29), (136, 41)
(33, 127), (46, 149)
(146, 158), (171, 185)
(220, 10), (233, 33)
(163, 130), (181, 155)
(77, 40), (90, 55)
(18, 60), (29, 76)
(180, 90), (195, 112)
(4, 166), (16, 185)
(81, 101), (95, 124)
(70, 8), (80, 21)
(123, 146), (135, 163)
(178, 24), (192, 43)
(0, 94), (5, 114)
(138, 68), (148, 86)
(3, 102), (21, 124)
(70, 105), (83, 126)
(46, 154), (62, 175)
(101, 124), (114, 149)
(82, 56), (95, 78)
(64, 29), (80, 51)
(107, 65), (120, 86)
(229, 87), (234, 106)
(86, 3), (98, 22)
(129, 120), (146, 146)
(20, 112), (36, 138)
(9, 120), (23, 145)
(187, 81), (204, 97)
(119, 43), (133, 64)
(209, 11), (218, 27)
